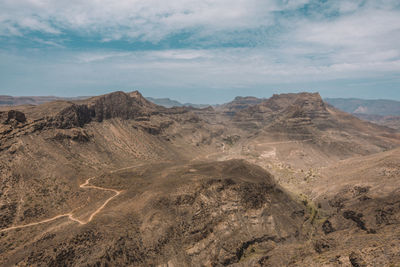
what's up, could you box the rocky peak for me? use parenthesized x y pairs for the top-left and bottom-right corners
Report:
(232, 92), (332, 133)
(220, 96), (264, 115)
(233, 96), (263, 106)
(285, 93), (329, 119)
(261, 93), (300, 111)
(128, 90), (147, 101)
(49, 91), (163, 129)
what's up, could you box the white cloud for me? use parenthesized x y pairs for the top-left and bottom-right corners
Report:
(0, 0), (399, 99)
(75, 52), (132, 63)
(31, 37), (65, 47)
(0, 0), (285, 41)
(18, 17), (61, 34)
(297, 10), (400, 47)
(63, 47), (400, 83)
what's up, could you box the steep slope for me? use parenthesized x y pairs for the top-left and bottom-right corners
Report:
(217, 96), (265, 116)
(286, 148), (400, 266)
(355, 113), (400, 130)
(0, 91), (226, 238)
(1, 160), (310, 266)
(1, 90), (400, 266)
(228, 93), (400, 161)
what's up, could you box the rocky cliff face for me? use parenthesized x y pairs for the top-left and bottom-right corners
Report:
(287, 93), (330, 120)
(219, 96), (265, 116)
(239, 92), (328, 119)
(232, 92), (331, 131)
(267, 93), (332, 132)
(0, 91), (191, 154)
(47, 91), (169, 129)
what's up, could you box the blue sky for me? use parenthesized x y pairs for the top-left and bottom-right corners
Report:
(0, 0), (399, 104)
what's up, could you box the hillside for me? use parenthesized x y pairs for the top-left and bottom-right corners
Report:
(354, 114), (400, 130)
(325, 98), (400, 130)
(213, 93), (400, 168)
(1, 90), (400, 266)
(325, 98), (400, 116)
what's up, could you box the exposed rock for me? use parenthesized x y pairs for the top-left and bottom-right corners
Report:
(313, 238), (332, 253)
(0, 203), (17, 228)
(52, 129), (92, 142)
(349, 251), (366, 267)
(219, 96), (264, 116)
(343, 210), (367, 231)
(52, 104), (93, 128)
(48, 91), (165, 129)
(9, 160), (307, 266)
(322, 220), (335, 234)
(223, 135), (241, 145)
(5, 110), (26, 124)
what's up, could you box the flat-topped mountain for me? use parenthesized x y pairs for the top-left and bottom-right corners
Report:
(217, 96), (265, 115)
(234, 92), (329, 122)
(220, 92), (400, 162)
(49, 91), (166, 128)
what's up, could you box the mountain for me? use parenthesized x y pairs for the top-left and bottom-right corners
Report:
(218, 93), (400, 165)
(325, 98), (400, 130)
(216, 96), (265, 115)
(3, 160), (310, 266)
(146, 96), (209, 109)
(0, 95), (90, 106)
(1, 90), (400, 266)
(324, 98), (400, 116)
(145, 97), (184, 108)
(354, 114), (400, 130)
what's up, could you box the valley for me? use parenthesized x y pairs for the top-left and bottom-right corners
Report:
(1, 91), (400, 266)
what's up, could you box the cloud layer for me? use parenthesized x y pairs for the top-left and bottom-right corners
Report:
(0, 0), (399, 101)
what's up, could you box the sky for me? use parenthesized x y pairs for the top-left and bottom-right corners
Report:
(0, 0), (399, 104)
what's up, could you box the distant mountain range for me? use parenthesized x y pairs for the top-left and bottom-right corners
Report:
(2, 94), (400, 130)
(145, 97), (209, 109)
(324, 98), (400, 116)
(0, 95), (210, 109)
(325, 98), (400, 130)
(0, 95), (90, 106)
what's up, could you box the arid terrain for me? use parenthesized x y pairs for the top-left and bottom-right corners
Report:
(1, 91), (400, 266)
(325, 98), (400, 130)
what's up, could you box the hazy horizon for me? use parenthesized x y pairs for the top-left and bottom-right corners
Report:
(2, 89), (400, 105)
(0, 90), (400, 105)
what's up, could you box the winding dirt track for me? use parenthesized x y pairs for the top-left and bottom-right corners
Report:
(0, 165), (140, 233)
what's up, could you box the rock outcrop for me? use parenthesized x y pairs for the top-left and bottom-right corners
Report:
(5, 110), (27, 124)
(48, 91), (166, 129)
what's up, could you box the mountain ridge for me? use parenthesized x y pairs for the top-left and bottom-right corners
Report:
(1, 90), (400, 266)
